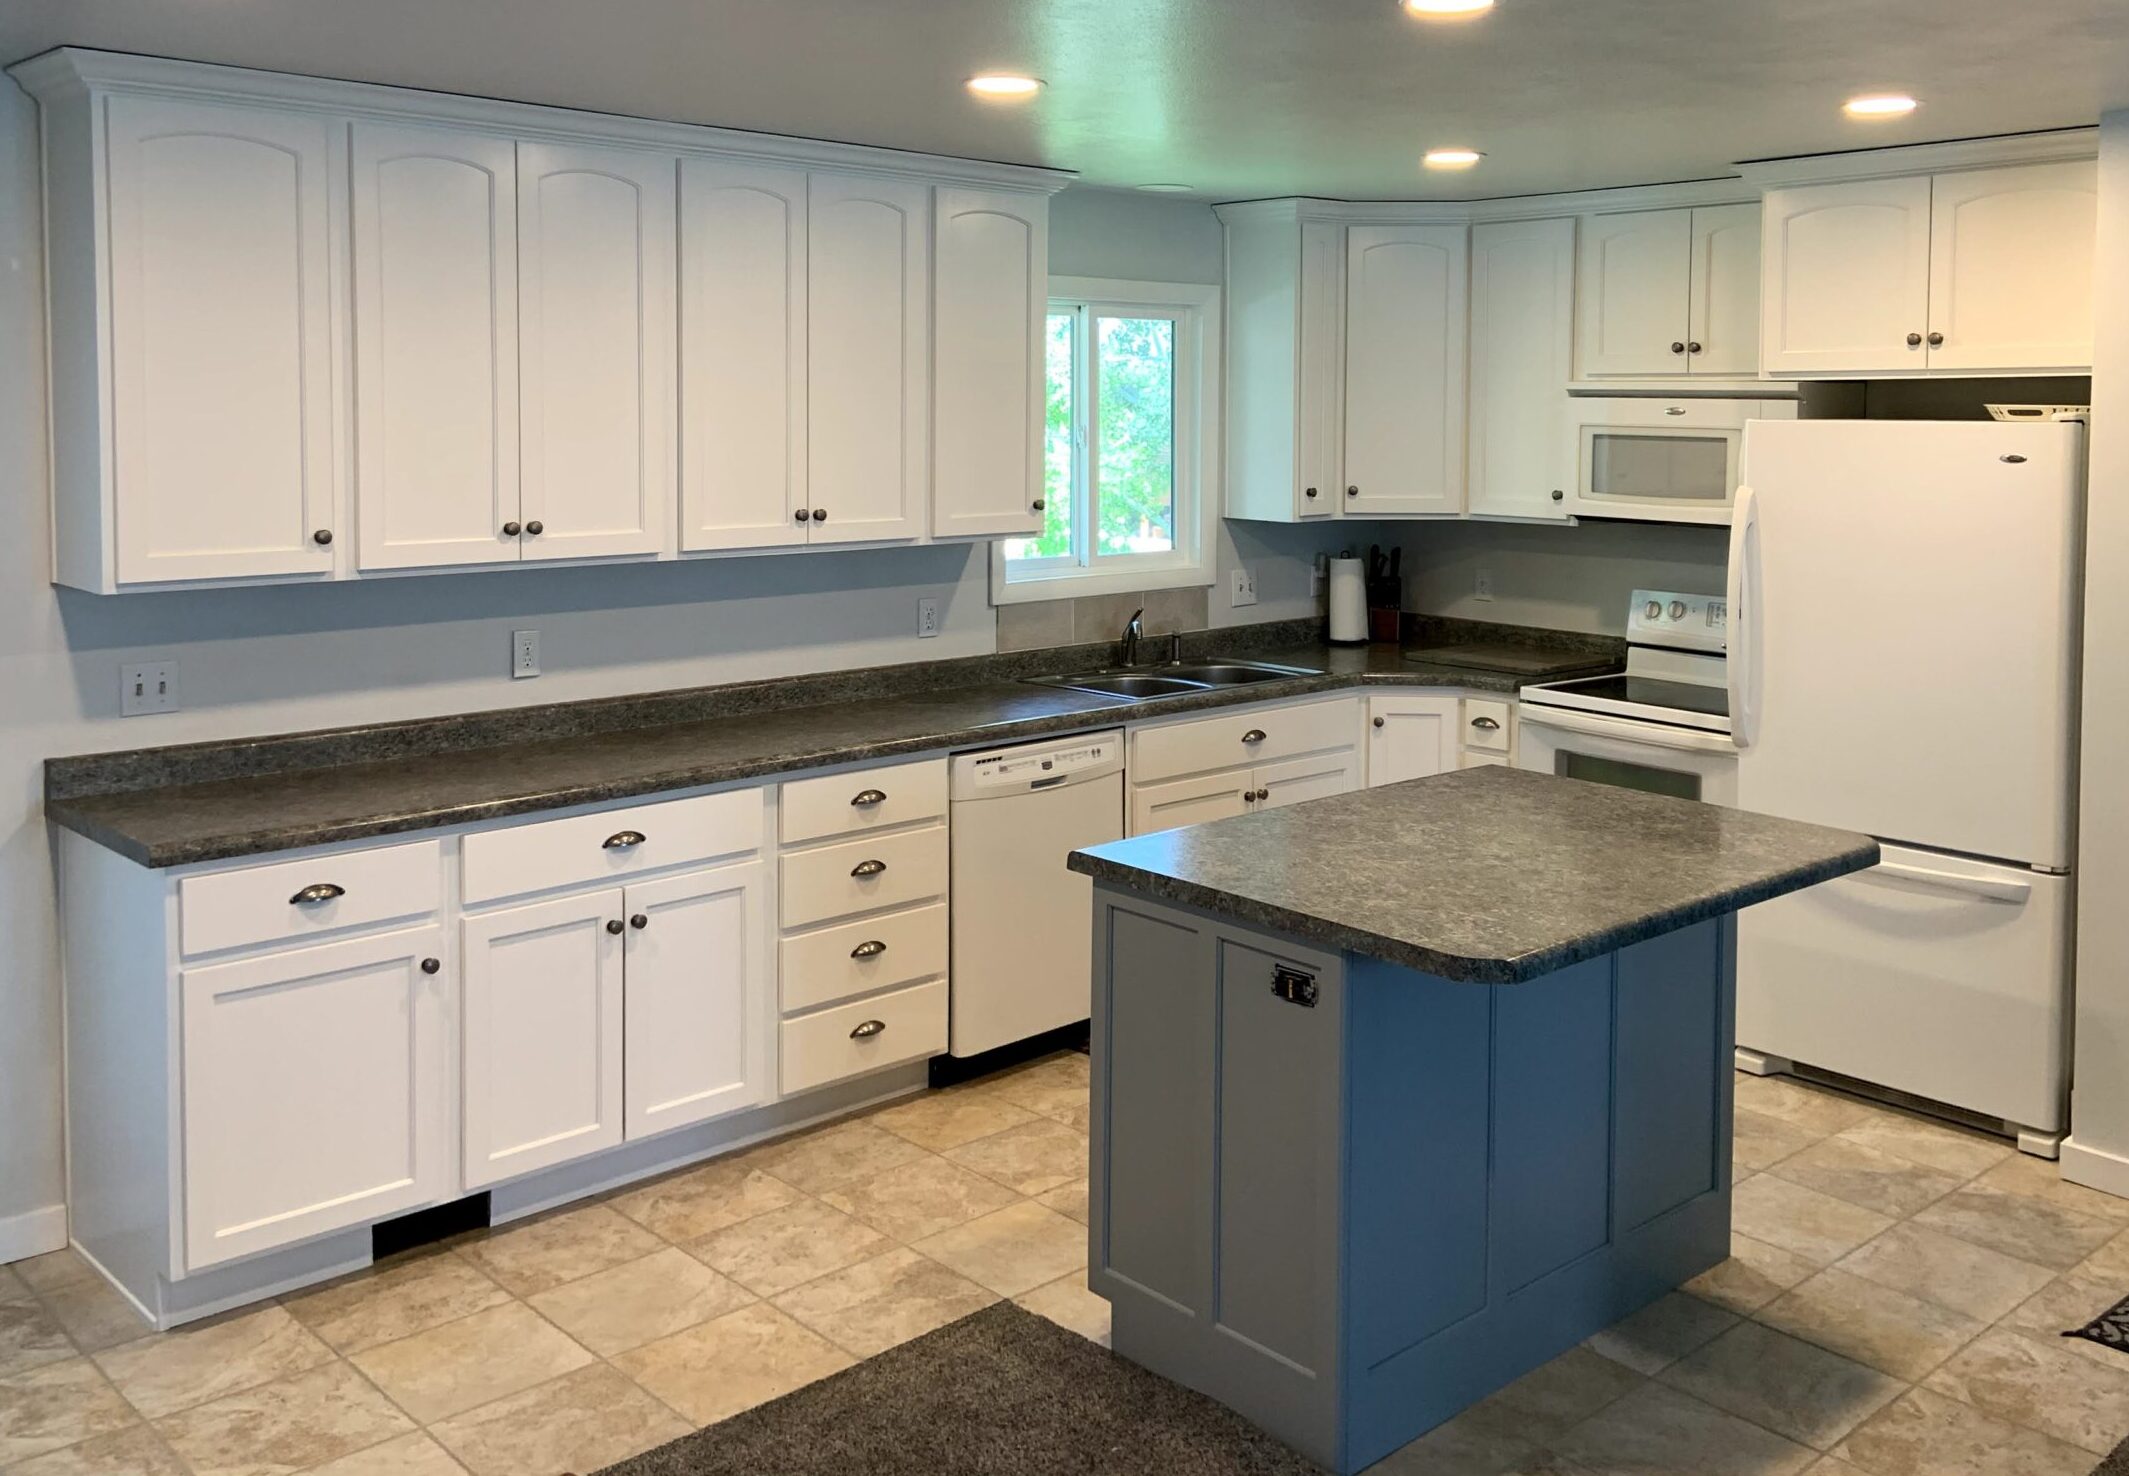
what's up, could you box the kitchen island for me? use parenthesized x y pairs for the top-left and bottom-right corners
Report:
(1068, 766), (1877, 1474)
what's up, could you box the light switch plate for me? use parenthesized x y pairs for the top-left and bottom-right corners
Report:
(121, 660), (178, 716)
(1230, 567), (1259, 607)
(512, 629), (540, 678)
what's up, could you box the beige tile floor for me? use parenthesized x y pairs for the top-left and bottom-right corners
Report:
(4, 1056), (2129, 1475)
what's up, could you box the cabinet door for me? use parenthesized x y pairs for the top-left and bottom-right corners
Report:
(352, 123), (520, 571)
(1366, 694), (1461, 787)
(462, 889), (624, 1186)
(678, 158), (807, 552)
(1575, 209), (1691, 377)
(518, 143), (675, 561)
(1343, 224), (1466, 516)
(1927, 162), (2097, 373)
(1760, 178), (1932, 375)
(105, 97), (339, 584)
(933, 188), (1047, 539)
(180, 926), (450, 1269)
(1468, 218), (1575, 521)
(1257, 748), (1362, 810)
(623, 861), (771, 1140)
(1295, 219), (1346, 518)
(1687, 203), (1762, 378)
(1129, 769), (1253, 837)
(807, 172), (929, 543)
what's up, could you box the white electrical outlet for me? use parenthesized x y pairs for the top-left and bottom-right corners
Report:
(512, 629), (541, 679)
(1474, 568), (1495, 602)
(917, 597), (940, 638)
(1230, 566), (1259, 607)
(120, 660), (178, 716)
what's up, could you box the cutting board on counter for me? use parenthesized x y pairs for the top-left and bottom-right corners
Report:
(1403, 643), (1618, 679)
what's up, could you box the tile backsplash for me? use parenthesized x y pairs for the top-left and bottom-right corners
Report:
(996, 585), (1212, 653)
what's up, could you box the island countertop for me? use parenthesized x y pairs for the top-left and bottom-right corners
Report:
(1067, 766), (1879, 984)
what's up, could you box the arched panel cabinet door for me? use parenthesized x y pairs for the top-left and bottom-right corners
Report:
(517, 142), (676, 562)
(352, 122), (521, 571)
(1343, 224), (1467, 517)
(678, 157), (809, 552)
(806, 171), (930, 545)
(1926, 161), (2097, 374)
(932, 188), (1048, 540)
(105, 96), (341, 585)
(1759, 177), (1932, 376)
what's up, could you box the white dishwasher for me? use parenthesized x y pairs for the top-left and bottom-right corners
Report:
(948, 731), (1125, 1057)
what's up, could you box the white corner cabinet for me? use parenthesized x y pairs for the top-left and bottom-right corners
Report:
(1757, 158), (2097, 378)
(14, 50), (1063, 593)
(1363, 692), (1519, 786)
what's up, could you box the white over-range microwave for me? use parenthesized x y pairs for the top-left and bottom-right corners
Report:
(1567, 397), (1798, 526)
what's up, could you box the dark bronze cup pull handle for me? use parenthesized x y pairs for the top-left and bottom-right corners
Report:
(290, 882), (345, 906)
(851, 859), (887, 878)
(1241, 729), (1267, 744)
(603, 830), (646, 850)
(851, 789), (888, 808)
(1471, 716), (1502, 731)
(851, 940), (888, 959)
(850, 1019), (886, 1040)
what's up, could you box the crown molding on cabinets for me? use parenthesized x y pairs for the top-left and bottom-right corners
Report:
(1213, 176), (1760, 230)
(7, 48), (1076, 195)
(1736, 127), (2099, 190)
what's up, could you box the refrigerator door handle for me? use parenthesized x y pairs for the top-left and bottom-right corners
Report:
(1726, 483), (1761, 748)
(1858, 860), (2033, 905)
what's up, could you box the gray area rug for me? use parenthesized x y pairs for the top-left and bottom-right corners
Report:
(593, 1301), (1326, 1475)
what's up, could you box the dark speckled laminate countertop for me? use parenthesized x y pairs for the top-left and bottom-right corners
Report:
(1068, 766), (1876, 984)
(45, 623), (1623, 869)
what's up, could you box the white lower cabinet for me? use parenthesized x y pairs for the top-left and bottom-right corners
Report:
(1127, 697), (1362, 835)
(181, 924), (452, 1271)
(1130, 769), (1255, 834)
(1365, 693), (1461, 786)
(1257, 749), (1362, 809)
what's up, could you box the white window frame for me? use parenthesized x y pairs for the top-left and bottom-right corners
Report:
(990, 276), (1222, 605)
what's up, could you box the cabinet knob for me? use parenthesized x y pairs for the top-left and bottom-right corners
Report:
(851, 858), (887, 878)
(1687, 341), (1703, 354)
(851, 939), (888, 959)
(1241, 788), (1256, 802)
(502, 521), (522, 537)
(312, 529), (333, 546)
(850, 789), (888, 808)
(289, 882), (345, 906)
(1241, 728), (1267, 744)
(524, 520), (543, 536)
(420, 957), (441, 975)
(1551, 489), (1565, 501)
(1670, 341), (1687, 354)
(606, 919), (625, 935)
(812, 508), (827, 524)
(1304, 487), (1319, 499)
(795, 508), (812, 522)
(1031, 499), (1046, 511)
(1254, 787), (1270, 802)
(1928, 331), (1944, 347)
(1346, 485), (1359, 498)
(849, 1019), (886, 1040)
(1907, 332), (1924, 347)
(1373, 715), (1386, 728)
(602, 830), (647, 850)
(630, 913), (648, 930)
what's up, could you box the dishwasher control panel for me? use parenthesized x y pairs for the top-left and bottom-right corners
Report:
(956, 731), (1124, 795)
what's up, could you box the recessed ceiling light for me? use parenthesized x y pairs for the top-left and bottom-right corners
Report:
(1423, 147), (1485, 170)
(967, 74), (1044, 100)
(1402, 0), (1496, 16)
(1843, 93), (1918, 119)
(1136, 183), (1194, 194)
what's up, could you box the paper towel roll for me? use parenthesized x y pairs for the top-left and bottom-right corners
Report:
(1328, 556), (1368, 644)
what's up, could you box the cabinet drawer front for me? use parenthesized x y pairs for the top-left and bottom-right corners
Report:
(780, 978), (947, 1096)
(1131, 698), (1359, 786)
(462, 791), (763, 905)
(181, 840), (443, 957)
(780, 902), (948, 1014)
(1464, 698), (1514, 754)
(779, 825), (947, 930)
(780, 758), (948, 845)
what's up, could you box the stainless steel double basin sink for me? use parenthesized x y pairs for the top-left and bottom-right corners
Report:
(1025, 660), (1322, 701)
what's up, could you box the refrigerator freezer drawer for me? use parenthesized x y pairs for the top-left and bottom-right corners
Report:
(1737, 845), (2071, 1131)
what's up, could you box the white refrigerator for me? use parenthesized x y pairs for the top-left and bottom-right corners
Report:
(1729, 419), (2082, 1142)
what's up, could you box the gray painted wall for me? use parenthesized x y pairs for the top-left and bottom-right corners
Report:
(1400, 519), (1729, 635)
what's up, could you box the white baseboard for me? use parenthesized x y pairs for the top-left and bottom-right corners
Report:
(2060, 1136), (2129, 1201)
(0, 1204), (68, 1265)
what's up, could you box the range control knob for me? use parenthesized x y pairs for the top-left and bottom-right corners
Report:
(1669, 599), (1688, 620)
(1644, 599), (1663, 621)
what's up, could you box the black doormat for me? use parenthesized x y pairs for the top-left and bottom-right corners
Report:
(2065, 1292), (2129, 1356)
(592, 1301), (1326, 1476)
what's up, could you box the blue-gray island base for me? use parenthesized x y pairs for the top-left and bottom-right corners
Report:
(1068, 769), (1878, 1474)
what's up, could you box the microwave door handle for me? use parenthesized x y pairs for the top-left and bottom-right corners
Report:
(1726, 483), (1760, 749)
(1859, 860), (2033, 905)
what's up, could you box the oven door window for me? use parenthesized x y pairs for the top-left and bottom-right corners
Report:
(1583, 429), (1736, 503)
(1558, 750), (1703, 802)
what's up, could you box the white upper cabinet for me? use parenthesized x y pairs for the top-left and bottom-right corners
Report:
(932, 187), (1048, 539)
(1925, 162), (2097, 373)
(1342, 224), (1466, 517)
(1467, 218), (1575, 522)
(104, 96), (341, 586)
(1296, 220), (1347, 517)
(1218, 208), (1342, 523)
(678, 158), (809, 552)
(1576, 204), (1760, 379)
(517, 143), (676, 561)
(352, 123), (520, 571)
(806, 172), (929, 544)
(1576, 209), (1690, 377)
(1759, 177), (1933, 376)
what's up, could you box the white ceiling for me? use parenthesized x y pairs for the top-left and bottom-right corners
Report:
(3, 0), (2125, 201)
